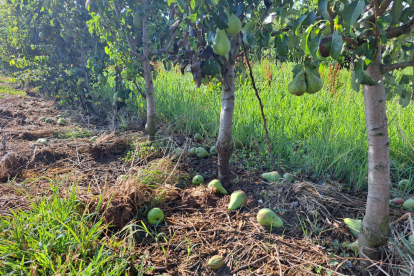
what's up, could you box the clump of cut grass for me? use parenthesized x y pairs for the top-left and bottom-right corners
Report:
(0, 85), (25, 98)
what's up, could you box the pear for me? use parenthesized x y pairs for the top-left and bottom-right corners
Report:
(133, 12), (142, 28)
(398, 179), (411, 188)
(288, 71), (307, 96)
(225, 12), (241, 35)
(147, 208), (164, 225)
(208, 179), (228, 195)
(192, 175), (204, 185)
(57, 118), (66, 126)
(212, 29), (231, 57)
(125, 98), (133, 104)
(257, 208), (283, 228)
(262, 171), (280, 182)
(228, 190), (247, 210)
(89, 136), (98, 143)
(39, 31), (47, 40)
(390, 198), (405, 206)
(194, 133), (203, 141)
(343, 218), (362, 237)
(403, 198), (414, 210)
(36, 138), (48, 145)
(283, 173), (294, 183)
(196, 147), (210, 158)
(189, 147), (197, 155)
(305, 68), (323, 94)
(210, 146), (218, 156)
(208, 255), (224, 270)
(98, 74), (107, 84)
(347, 240), (359, 252)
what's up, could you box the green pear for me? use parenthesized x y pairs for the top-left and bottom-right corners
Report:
(39, 31), (47, 40)
(257, 208), (283, 227)
(133, 12), (142, 28)
(98, 74), (107, 84)
(89, 136), (98, 143)
(398, 179), (411, 188)
(225, 12), (241, 35)
(147, 208), (164, 225)
(210, 146), (218, 156)
(305, 68), (323, 94)
(194, 133), (203, 141)
(228, 190), (247, 210)
(403, 198), (414, 210)
(125, 98), (133, 105)
(343, 218), (362, 237)
(347, 240), (359, 252)
(196, 147), (210, 158)
(283, 173), (294, 183)
(262, 171), (280, 182)
(36, 138), (48, 145)
(57, 118), (66, 126)
(192, 175), (204, 185)
(208, 179), (228, 195)
(189, 147), (197, 155)
(208, 255), (224, 270)
(212, 29), (231, 57)
(288, 71), (307, 96)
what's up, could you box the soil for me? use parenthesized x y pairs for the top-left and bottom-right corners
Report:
(0, 93), (410, 276)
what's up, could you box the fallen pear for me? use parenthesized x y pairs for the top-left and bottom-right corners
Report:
(398, 179), (411, 187)
(390, 198), (405, 206)
(189, 147), (197, 155)
(305, 68), (323, 94)
(212, 29), (231, 57)
(196, 147), (210, 158)
(288, 71), (307, 96)
(36, 138), (48, 145)
(208, 255), (224, 270)
(89, 136), (98, 142)
(343, 218), (362, 237)
(347, 240), (359, 252)
(257, 208), (283, 228)
(208, 179), (228, 195)
(283, 173), (294, 183)
(57, 118), (66, 126)
(403, 198), (414, 210)
(192, 175), (204, 185)
(194, 133), (203, 141)
(147, 208), (164, 225)
(228, 190), (247, 210)
(210, 146), (218, 156)
(262, 171), (280, 182)
(225, 11), (241, 35)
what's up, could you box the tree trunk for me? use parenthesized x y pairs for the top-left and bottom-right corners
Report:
(359, 49), (390, 273)
(216, 62), (235, 188)
(142, 10), (156, 141)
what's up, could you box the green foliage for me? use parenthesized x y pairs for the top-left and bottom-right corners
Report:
(0, 185), (132, 275)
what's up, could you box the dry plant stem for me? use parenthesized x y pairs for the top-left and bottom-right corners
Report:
(241, 35), (277, 171)
(359, 47), (391, 274)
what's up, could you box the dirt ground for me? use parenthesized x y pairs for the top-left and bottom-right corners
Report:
(0, 93), (410, 275)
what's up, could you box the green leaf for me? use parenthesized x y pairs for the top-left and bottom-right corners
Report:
(317, 0), (330, 21)
(293, 15), (307, 36)
(330, 31), (343, 60)
(275, 33), (288, 56)
(399, 89), (411, 107)
(351, 72), (360, 92)
(390, 0), (403, 25)
(343, 0), (365, 30)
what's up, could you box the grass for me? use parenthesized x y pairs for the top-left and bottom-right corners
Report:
(0, 85), (25, 98)
(151, 61), (414, 191)
(53, 127), (95, 139)
(0, 181), (141, 275)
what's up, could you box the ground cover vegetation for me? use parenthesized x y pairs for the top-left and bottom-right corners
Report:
(1, 0), (414, 275)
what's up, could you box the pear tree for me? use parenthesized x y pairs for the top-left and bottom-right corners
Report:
(168, 0), (275, 187)
(276, 0), (414, 272)
(86, 0), (180, 140)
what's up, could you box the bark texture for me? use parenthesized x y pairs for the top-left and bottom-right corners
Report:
(142, 11), (156, 141)
(216, 62), (235, 188)
(359, 50), (391, 274)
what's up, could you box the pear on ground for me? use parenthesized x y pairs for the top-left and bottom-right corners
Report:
(305, 68), (323, 94)
(189, 147), (197, 155)
(283, 173), (294, 183)
(348, 240), (359, 252)
(210, 146), (218, 156)
(194, 133), (203, 141)
(228, 190), (247, 210)
(196, 147), (210, 158)
(208, 179), (228, 195)
(262, 171), (280, 182)
(343, 218), (362, 237)
(147, 208), (164, 225)
(57, 118), (66, 126)
(403, 198), (414, 210)
(208, 255), (224, 270)
(192, 175), (204, 185)
(212, 29), (231, 57)
(257, 208), (283, 228)
(288, 71), (307, 96)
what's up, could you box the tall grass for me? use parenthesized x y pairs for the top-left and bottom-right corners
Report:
(152, 61), (414, 190)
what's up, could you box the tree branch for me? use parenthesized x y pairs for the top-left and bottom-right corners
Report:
(150, 34), (177, 56)
(386, 17), (414, 39)
(261, 2), (273, 23)
(380, 61), (414, 74)
(342, 35), (358, 48)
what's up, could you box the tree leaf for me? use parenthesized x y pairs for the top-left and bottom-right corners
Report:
(343, 0), (365, 30)
(390, 0), (403, 25)
(317, 0), (330, 21)
(351, 71), (360, 92)
(330, 31), (343, 60)
(399, 89), (411, 108)
(293, 15), (307, 36)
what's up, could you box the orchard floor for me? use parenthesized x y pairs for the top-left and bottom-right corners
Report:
(0, 92), (411, 275)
